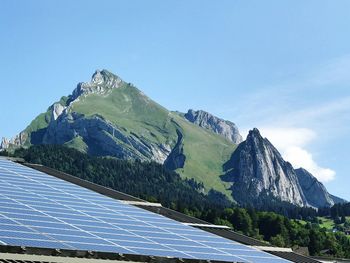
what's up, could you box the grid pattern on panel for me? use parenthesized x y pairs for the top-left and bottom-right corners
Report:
(0, 158), (291, 263)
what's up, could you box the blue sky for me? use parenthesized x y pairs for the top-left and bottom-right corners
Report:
(0, 0), (349, 199)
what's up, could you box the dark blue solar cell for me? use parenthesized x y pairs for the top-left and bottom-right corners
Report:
(9, 214), (58, 222)
(0, 230), (48, 240)
(241, 256), (290, 263)
(223, 249), (275, 257)
(124, 240), (173, 250)
(32, 227), (93, 237)
(30, 204), (76, 213)
(74, 225), (128, 235)
(44, 212), (90, 220)
(67, 242), (133, 254)
(6, 196), (47, 203)
(183, 234), (230, 243)
(120, 230), (170, 239)
(147, 237), (203, 246)
(168, 244), (228, 254)
(201, 241), (249, 249)
(130, 248), (194, 259)
(46, 234), (113, 244)
(111, 224), (159, 232)
(151, 222), (192, 229)
(92, 217), (134, 224)
(95, 232), (150, 242)
(15, 219), (75, 229)
(121, 230), (180, 240)
(0, 223), (35, 232)
(82, 211), (121, 218)
(0, 237), (73, 250)
(63, 218), (114, 228)
(185, 252), (246, 262)
(0, 216), (19, 225)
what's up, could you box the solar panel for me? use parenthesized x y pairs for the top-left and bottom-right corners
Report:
(0, 158), (291, 263)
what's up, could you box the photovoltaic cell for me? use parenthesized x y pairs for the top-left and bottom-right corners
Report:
(0, 158), (291, 263)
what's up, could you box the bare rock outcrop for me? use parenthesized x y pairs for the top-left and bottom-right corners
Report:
(185, 109), (243, 144)
(224, 128), (307, 206)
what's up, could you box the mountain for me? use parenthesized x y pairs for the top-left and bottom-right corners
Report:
(329, 194), (347, 205)
(184, 109), (243, 144)
(1, 69), (345, 208)
(2, 70), (236, 198)
(223, 128), (346, 208)
(223, 128), (307, 207)
(295, 168), (347, 208)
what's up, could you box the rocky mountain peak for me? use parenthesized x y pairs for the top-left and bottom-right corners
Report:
(248, 127), (261, 137)
(295, 168), (336, 208)
(224, 128), (307, 207)
(223, 129), (346, 208)
(0, 132), (27, 150)
(245, 127), (284, 159)
(246, 127), (263, 144)
(91, 70), (104, 85)
(184, 109), (243, 144)
(71, 69), (124, 101)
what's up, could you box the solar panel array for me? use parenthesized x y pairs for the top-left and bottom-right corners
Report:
(0, 158), (290, 263)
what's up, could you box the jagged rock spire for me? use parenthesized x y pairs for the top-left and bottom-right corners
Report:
(224, 127), (307, 207)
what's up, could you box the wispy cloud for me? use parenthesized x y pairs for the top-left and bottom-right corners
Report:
(283, 146), (335, 182)
(226, 54), (350, 183)
(272, 96), (350, 129)
(225, 54), (350, 128)
(306, 54), (350, 87)
(260, 127), (335, 182)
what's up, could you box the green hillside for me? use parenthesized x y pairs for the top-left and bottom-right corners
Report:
(71, 83), (236, 199)
(14, 70), (237, 200)
(171, 114), (236, 199)
(71, 83), (178, 147)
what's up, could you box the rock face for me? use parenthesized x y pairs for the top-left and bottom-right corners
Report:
(33, 69), (171, 163)
(42, 112), (171, 163)
(295, 168), (346, 208)
(223, 128), (347, 207)
(51, 103), (67, 121)
(1, 69), (172, 163)
(71, 70), (123, 101)
(329, 194), (347, 205)
(164, 130), (186, 170)
(0, 132), (27, 150)
(0, 138), (9, 149)
(184, 109), (243, 144)
(224, 128), (307, 206)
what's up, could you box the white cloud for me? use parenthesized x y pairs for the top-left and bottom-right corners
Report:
(260, 127), (316, 150)
(259, 127), (336, 183)
(223, 55), (350, 133)
(283, 146), (335, 182)
(223, 55), (350, 185)
(280, 96), (350, 128)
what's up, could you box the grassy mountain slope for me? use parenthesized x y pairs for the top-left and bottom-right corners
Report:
(71, 83), (178, 147)
(22, 96), (69, 146)
(171, 114), (235, 198)
(19, 73), (237, 199)
(71, 83), (236, 198)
